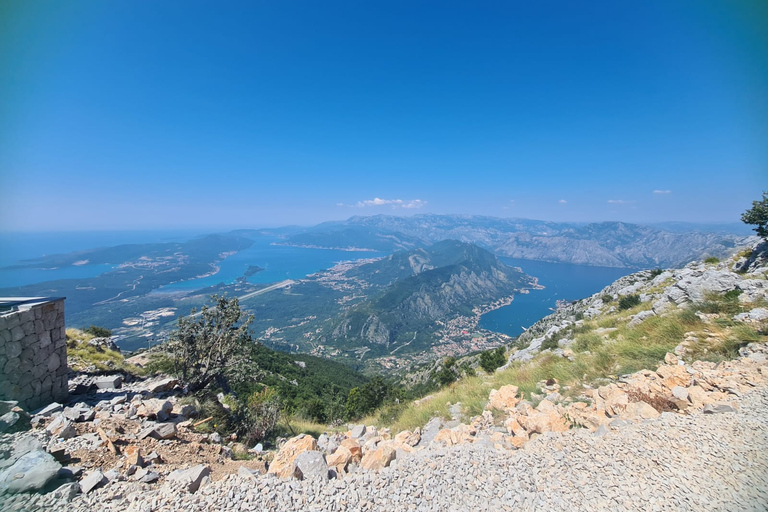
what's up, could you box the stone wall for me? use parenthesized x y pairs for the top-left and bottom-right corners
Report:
(0, 298), (68, 411)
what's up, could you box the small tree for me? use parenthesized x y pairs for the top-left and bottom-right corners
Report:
(167, 295), (253, 393)
(618, 294), (641, 310)
(83, 325), (112, 338)
(742, 191), (768, 240)
(479, 346), (506, 374)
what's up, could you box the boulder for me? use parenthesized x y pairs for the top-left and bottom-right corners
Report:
(671, 386), (689, 402)
(294, 451), (328, 481)
(149, 422), (177, 440)
(349, 425), (366, 439)
(0, 412), (20, 433)
(140, 471), (159, 484)
(517, 401), (570, 434)
(136, 399), (173, 421)
(142, 376), (179, 394)
(46, 415), (76, 440)
(0, 401), (19, 416)
(87, 337), (120, 352)
(733, 307), (768, 323)
(79, 470), (107, 495)
(172, 404), (196, 418)
(704, 403), (737, 414)
(687, 385), (713, 408)
(267, 434), (318, 479)
(326, 445), (354, 471)
(622, 401), (660, 421)
(52, 482), (80, 502)
(487, 385), (520, 411)
(0, 450), (62, 494)
(124, 446), (144, 468)
(656, 365), (691, 389)
(166, 464), (211, 493)
(360, 442), (396, 471)
(63, 404), (95, 422)
(628, 310), (655, 327)
(93, 375), (123, 389)
(594, 384), (629, 417)
(33, 402), (63, 417)
(393, 429), (421, 448)
(564, 402), (609, 431)
(339, 438), (363, 462)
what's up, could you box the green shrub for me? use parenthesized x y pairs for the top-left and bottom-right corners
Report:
(601, 294), (613, 303)
(83, 325), (113, 338)
(540, 337), (560, 351)
(618, 294), (641, 311)
(704, 256), (720, 264)
(741, 191), (768, 240)
(479, 346), (507, 373)
(649, 268), (663, 278)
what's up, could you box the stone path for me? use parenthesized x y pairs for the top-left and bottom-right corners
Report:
(6, 385), (765, 512)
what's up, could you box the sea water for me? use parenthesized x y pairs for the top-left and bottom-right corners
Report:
(155, 238), (386, 291)
(0, 231), (386, 291)
(0, 230), (204, 288)
(479, 258), (634, 338)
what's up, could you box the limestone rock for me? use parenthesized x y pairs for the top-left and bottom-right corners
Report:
(704, 403), (737, 414)
(622, 401), (660, 421)
(93, 375), (123, 389)
(141, 376), (179, 394)
(360, 442), (396, 471)
(0, 450), (61, 494)
(136, 399), (173, 421)
(326, 445), (353, 471)
(267, 434), (318, 479)
(349, 425), (366, 439)
(166, 464), (211, 493)
(46, 415), (76, 439)
(150, 422), (176, 440)
(734, 307), (768, 323)
(487, 385), (520, 411)
(339, 438), (363, 462)
(124, 446), (144, 468)
(565, 402), (609, 431)
(79, 469), (107, 495)
(394, 429), (421, 448)
(656, 365), (691, 389)
(295, 450), (328, 481)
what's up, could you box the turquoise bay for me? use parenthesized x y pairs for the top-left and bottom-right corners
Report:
(479, 258), (634, 338)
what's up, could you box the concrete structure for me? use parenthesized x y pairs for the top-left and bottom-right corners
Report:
(0, 297), (68, 411)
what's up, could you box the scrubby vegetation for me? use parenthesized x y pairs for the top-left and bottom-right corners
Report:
(618, 294), (641, 310)
(66, 328), (140, 375)
(361, 287), (768, 433)
(479, 346), (506, 373)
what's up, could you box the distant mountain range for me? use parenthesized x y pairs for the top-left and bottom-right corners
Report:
(280, 215), (753, 268)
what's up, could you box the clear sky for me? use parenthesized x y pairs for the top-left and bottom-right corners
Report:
(1, 1), (766, 231)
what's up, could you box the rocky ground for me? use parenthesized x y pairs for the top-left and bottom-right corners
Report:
(1, 343), (766, 511)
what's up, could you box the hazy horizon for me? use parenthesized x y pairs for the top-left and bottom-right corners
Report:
(0, 213), (758, 235)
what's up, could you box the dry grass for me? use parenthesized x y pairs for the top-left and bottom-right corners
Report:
(66, 328), (141, 375)
(370, 293), (768, 434)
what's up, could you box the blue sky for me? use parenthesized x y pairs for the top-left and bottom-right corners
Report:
(1, 1), (766, 231)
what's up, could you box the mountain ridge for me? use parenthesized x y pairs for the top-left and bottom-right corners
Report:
(280, 214), (752, 268)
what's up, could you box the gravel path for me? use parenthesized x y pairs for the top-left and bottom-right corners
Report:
(8, 386), (762, 512)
